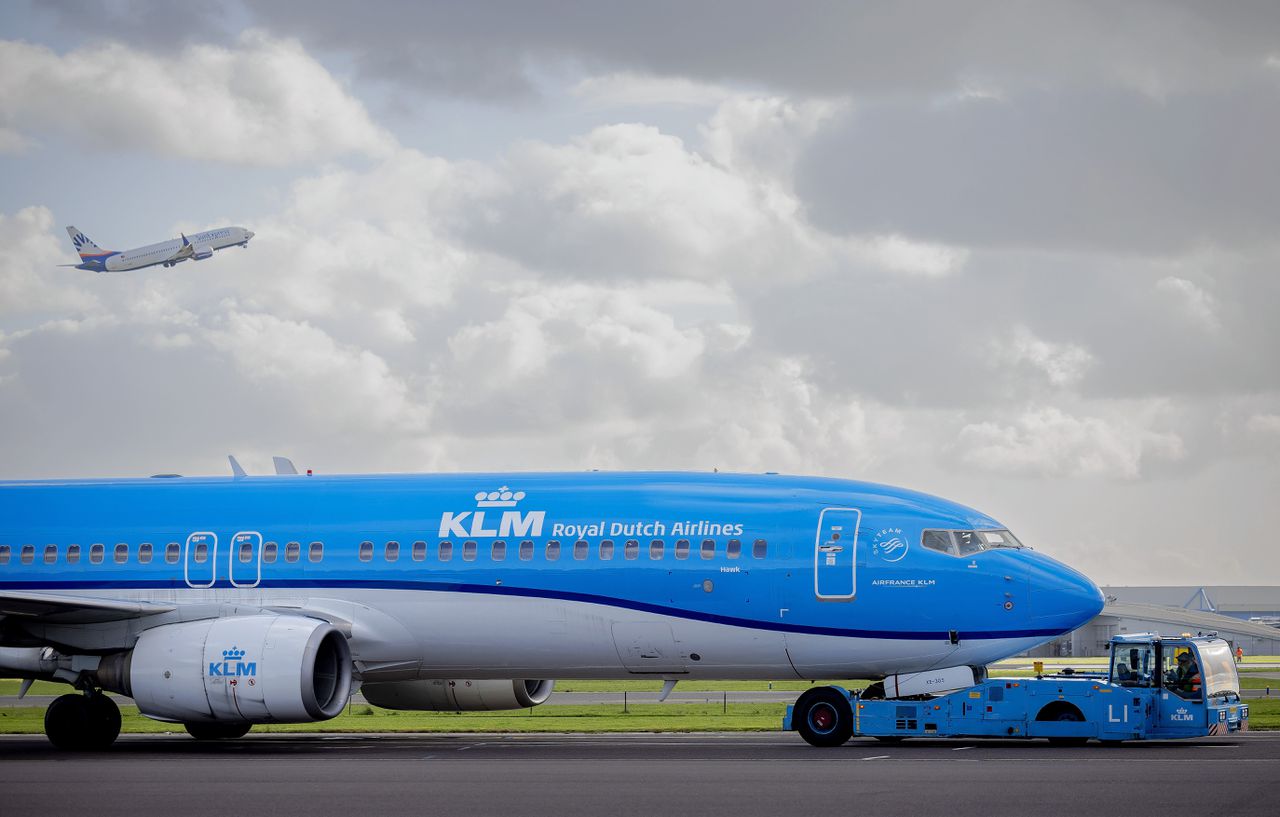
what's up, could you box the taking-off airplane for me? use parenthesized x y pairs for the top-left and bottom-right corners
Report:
(62, 225), (254, 272)
(0, 463), (1103, 750)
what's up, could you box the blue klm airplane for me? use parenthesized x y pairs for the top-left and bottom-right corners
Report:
(0, 466), (1103, 749)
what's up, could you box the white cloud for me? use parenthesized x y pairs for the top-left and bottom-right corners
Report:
(955, 405), (1185, 479)
(0, 32), (395, 164)
(1156, 276), (1219, 330)
(991, 325), (1094, 387)
(1246, 413), (1280, 435)
(0, 206), (99, 317)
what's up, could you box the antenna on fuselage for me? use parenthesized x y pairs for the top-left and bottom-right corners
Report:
(228, 455), (246, 479)
(272, 456), (299, 475)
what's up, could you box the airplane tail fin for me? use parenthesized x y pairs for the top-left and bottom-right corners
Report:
(65, 226), (112, 259)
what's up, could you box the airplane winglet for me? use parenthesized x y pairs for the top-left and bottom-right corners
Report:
(228, 455), (246, 478)
(272, 456), (299, 475)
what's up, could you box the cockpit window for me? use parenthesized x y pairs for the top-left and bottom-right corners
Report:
(921, 529), (1024, 557)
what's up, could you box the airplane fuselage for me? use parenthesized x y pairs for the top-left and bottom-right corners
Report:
(0, 471), (1103, 681)
(74, 226), (254, 272)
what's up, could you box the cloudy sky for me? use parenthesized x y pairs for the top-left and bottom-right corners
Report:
(2, 1), (1277, 585)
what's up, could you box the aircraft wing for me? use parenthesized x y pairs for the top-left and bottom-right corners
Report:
(0, 590), (176, 624)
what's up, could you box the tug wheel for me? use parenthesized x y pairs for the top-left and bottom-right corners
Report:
(795, 687), (854, 747)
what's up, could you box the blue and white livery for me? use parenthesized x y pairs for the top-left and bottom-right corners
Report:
(0, 469), (1104, 749)
(61, 224), (254, 272)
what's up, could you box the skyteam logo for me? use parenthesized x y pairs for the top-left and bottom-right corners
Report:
(439, 487), (545, 538)
(209, 646), (257, 677)
(871, 527), (910, 563)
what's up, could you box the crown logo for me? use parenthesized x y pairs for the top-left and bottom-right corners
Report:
(475, 487), (525, 508)
(222, 647), (247, 661)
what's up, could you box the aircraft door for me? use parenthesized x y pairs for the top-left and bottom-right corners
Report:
(184, 531), (217, 589)
(814, 508), (861, 601)
(228, 531), (262, 588)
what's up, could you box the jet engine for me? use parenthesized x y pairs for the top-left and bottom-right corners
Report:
(100, 614), (351, 724)
(361, 679), (555, 711)
(191, 244), (214, 259)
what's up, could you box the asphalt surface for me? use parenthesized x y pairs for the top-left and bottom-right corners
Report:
(2, 731), (1276, 817)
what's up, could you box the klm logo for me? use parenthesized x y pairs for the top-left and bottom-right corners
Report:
(439, 487), (544, 538)
(209, 646), (257, 677)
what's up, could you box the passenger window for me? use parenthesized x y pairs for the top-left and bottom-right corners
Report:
(359, 541), (374, 562)
(624, 539), (639, 560)
(600, 539), (615, 560)
(193, 542), (208, 564)
(438, 541), (453, 562)
(285, 541), (301, 563)
(492, 540), (506, 561)
(138, 542), (153, 564)
(574, 540), (589, 560)
(0, 545), (9, 564)
(21, 544), (34, 565)
(386, 541), (400, 562)
(546, 540), (561, 561)
(701, 539), (716, 560)
(66, 544), (81, 565)
(44, 544), (58, 564)
(675, 539), (690, 560)
(649, 539), (664, 560)
(922, 530), (957, 556)
(263, 541), (278, 564)
(165, 542), (180, 564)
(752, 538), (767, 559)
(519, 540), (534, 561)
(238, 541), (253, 563)
(412, 541), (427, 561)
(90, 543), (105, 564)
(308, 541), (324, 562)
(113, 543), (129, 563)
(727, 539), (741, 559)
(463, 541), (477, 561)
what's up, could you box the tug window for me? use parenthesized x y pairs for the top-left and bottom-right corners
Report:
(44, 544), (58, 564)
(701, 539), (716, 560)
(263, 541), (278, 564)
(359, 541), (374, 562)
(90, 543), (105, 564)
(599, 539), (615, 560)
(492, 540), (507, 561)
(546, 540), (561, 561)
(412, 541), (427, 561)
(438, 541), (453, 562)
(574, 540), (588, 560)
(727, 539), (741, 559)
(649, 539), (665, 560)
(385, 541), (400, 562)
(752, 539), (768, 559)
(519, 540), (534, 561)
(308, 541), (324, 562)
(463, 540), (477, 561)
(285, 541), (301, 563)
(624, 539), (639, 560)
(21, 544), (34, 565)
(675, 539), (690, 560)
(166, 542), (180, 563)
(67, 544), (81, 565)
(138, 542), (153, 564)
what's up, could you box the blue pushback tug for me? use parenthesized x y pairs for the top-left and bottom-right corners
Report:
(785, 634), (1248, 746)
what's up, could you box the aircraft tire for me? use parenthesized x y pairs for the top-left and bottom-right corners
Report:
(1046, 709), (1089, 747)
(185, 721), (253, 740)
(85, 694), (122, 749)
(794, 687), (854, 747)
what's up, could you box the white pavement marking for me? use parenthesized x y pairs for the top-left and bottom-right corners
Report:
(951, 746), (974, 751)
(861, 755), (890, 761)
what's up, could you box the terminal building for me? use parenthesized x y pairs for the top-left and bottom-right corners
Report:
(1029, 586), (1280, 658)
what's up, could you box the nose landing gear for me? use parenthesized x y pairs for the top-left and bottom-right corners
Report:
(44, 692), (121, 750)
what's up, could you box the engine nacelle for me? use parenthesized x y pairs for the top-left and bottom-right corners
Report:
(191, 244), (214, 259)
(117, 615), (351, 724)
(362, 679), (555, 711)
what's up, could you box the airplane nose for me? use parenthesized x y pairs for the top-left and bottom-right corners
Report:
(246, 231), (255, 239)
(1024, 551), (1104, 633)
